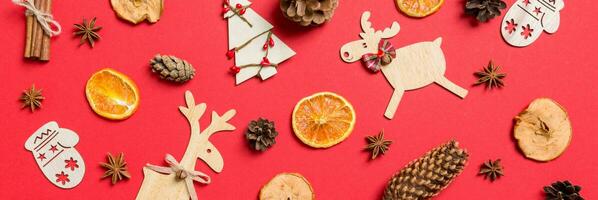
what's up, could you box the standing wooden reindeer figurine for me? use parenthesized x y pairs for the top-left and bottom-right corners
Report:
(136, 91), (236, 200)
(340, 11), (468, 119)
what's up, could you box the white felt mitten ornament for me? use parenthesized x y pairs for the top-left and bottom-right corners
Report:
(501, 0), (564, 47)
(541, 0), (564, 33)
(25, 121), (85, 189)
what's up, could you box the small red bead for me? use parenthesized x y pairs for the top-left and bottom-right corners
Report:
(226, 49), (235, 59)
(230, 66), (240, 74)
(262, 43), (268, 50)
(260, 57), (270, 66)
(377, 49), (384, 57)
(268, 38), (275, 47)
(222, 7), (230, 14)
(235, 3), (242, 9)
(239, 8), (246, 15)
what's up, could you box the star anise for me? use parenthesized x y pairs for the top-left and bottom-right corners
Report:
(74, 17), (101, 48)
(20, 84), (44, 112)
(479, 159), (504, 181)
(474, 60), (506, 89)
(100, 152), (131, 184)
(365, 130), (392, 160)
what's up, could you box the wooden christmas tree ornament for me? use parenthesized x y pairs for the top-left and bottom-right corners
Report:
(136, 91), (237, 200)
(501, 0), (564, 47)
(223, 0), (296, 85)
(340, 11), (468, 119)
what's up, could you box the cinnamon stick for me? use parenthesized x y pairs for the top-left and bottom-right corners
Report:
(29, 0), (39, 58)
(40, 0), (51, 61)
(32, 0), (44, 58)
(24, 5), (34, 58)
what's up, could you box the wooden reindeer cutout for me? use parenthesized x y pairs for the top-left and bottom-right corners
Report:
(340, 11), (468, 119)
(136, 91), (236, 200)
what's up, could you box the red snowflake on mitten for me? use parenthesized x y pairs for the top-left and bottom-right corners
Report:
(505, 19), (518, 34)
(37, 153), (46, 161)
(55, 171), (70, 185)
(65, 157), (79, 171)
(49, 145), (58, 153)
(521, 24), (534, 39)
(533, 7), (543, 16)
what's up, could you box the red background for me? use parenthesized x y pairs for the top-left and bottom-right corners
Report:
(1, 0), (597, 199)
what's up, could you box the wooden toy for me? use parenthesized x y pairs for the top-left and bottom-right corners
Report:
(224, 0), (295, 85)
(25, 121), (85, 189)
(501, 0), (564, 47)
(340, 11), (468, 119)
(136, 91), (236, 200)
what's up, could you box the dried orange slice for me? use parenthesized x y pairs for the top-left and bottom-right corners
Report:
(85, 68), (139, 120)
(292, 92), (355, 148)
(396, 0), (444, 18)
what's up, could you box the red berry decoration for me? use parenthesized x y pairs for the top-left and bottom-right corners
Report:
(377, 49), (384, 57)
(222, 6), (230, 14)
(262, 43), (268, 50)
(260, 57), (270, 66)
(268, 38), (275, 47)
(230, 66), (240, 74)
(235, 3), (242, 9)
(239, 8), (246, 15)
(226, 49), (235, 59)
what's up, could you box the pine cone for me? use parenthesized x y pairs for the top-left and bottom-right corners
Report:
(280, 0), (339, 26)
(383, 140), (469, 200)
(465, 0), (506, 22)
(544, 181), (584, 200)
(246, 118), (278, 151)
(150, 54), (195, 83)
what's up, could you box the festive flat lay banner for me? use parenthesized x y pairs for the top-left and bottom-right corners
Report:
(1, 0), (598, 199)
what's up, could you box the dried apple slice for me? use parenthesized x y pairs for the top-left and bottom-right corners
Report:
(259, 173), (314, 200)
(514, 98), (572, 162)
(110, 0), (164, 24)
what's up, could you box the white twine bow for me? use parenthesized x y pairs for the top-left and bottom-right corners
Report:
(12, 0), (61, 37)
(146, 154), (211, 200)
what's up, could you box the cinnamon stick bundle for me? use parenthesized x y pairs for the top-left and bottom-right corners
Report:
(24, 0), (53, 61)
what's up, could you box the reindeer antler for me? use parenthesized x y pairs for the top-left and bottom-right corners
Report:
(360, 11), (374, 35)
(377, 22), (400, 39)
(201, 110), (236, 137)
(178, 90), (236, 137)
(360, 11), (400, 39)
(179, 91), (207, 134)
